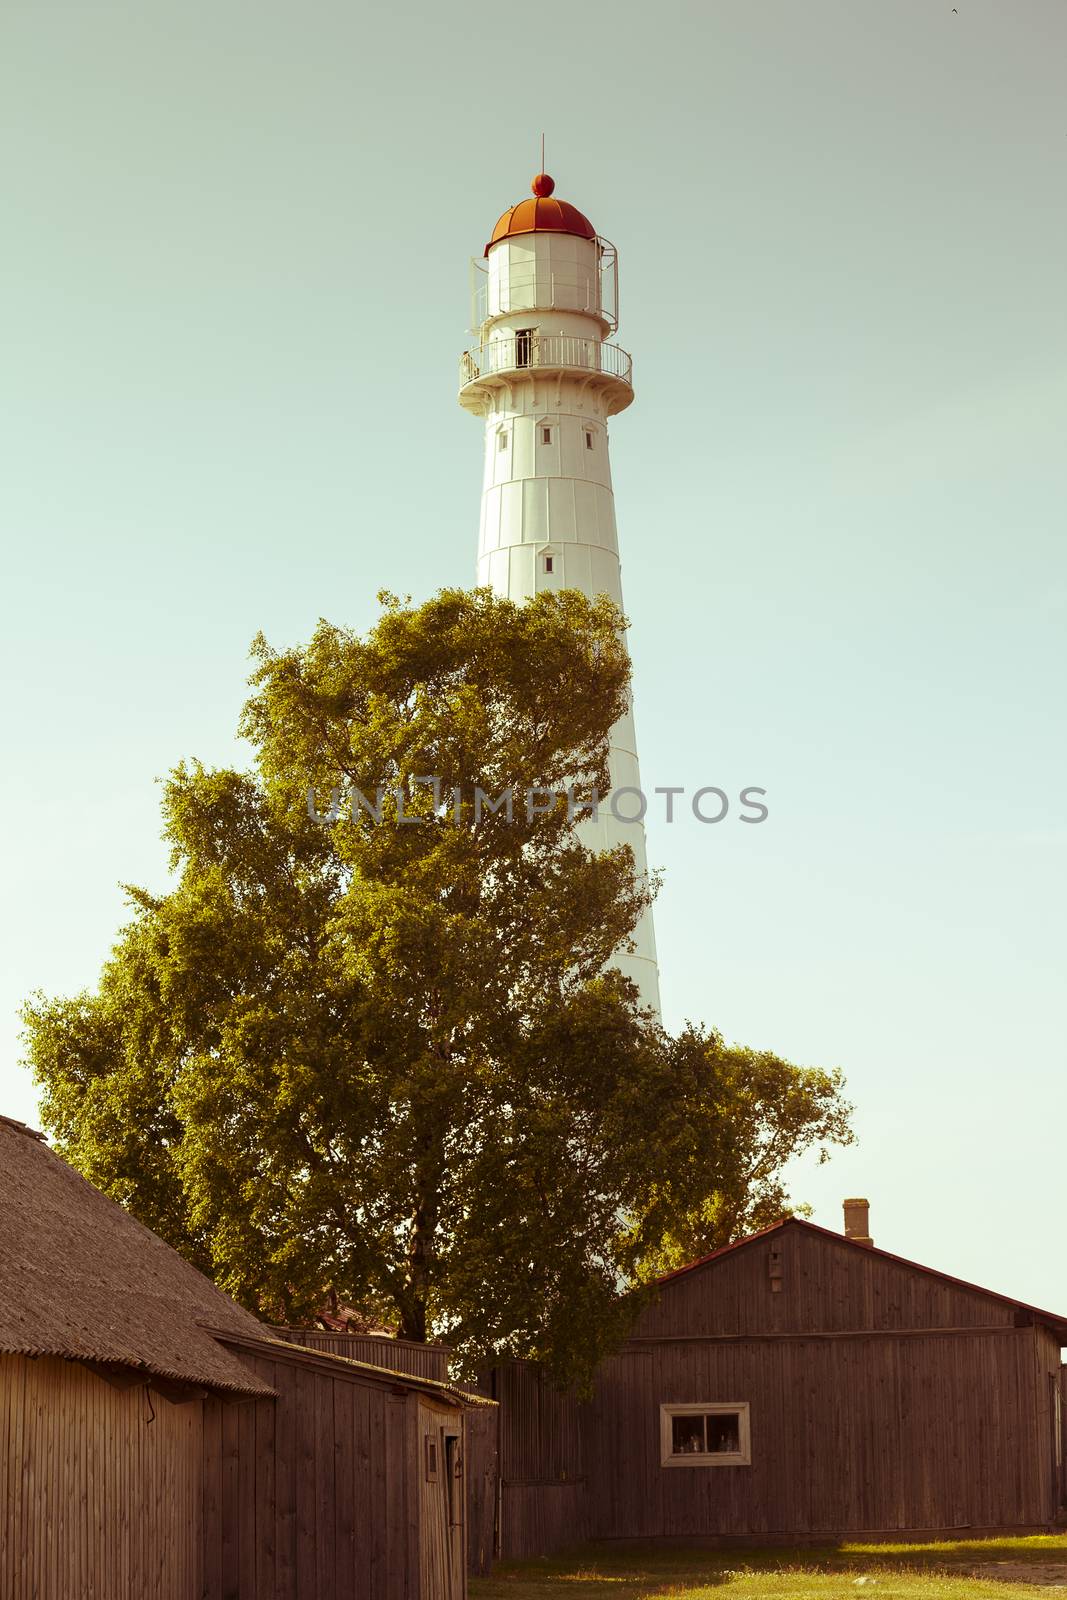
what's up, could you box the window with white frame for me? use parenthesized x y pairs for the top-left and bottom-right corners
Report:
(660, 1402), (750, 1467)
(541, 425), (552, 444)
(585, 428), (594, 449)
(497, 431), (508, 452)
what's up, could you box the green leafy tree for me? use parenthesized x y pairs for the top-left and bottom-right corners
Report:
(627, 1028), (852, 1280)
(23, 588), (851, 1386)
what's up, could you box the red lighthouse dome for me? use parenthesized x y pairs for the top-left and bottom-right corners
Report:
(485, 174), (596, 255)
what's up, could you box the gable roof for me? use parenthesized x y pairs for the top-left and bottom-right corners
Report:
(0, 1114), (273, 1396)
(655, 1215), (1067, 1341)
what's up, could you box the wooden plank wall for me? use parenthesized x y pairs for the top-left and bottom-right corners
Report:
(495, 1360), (584, 1482)
(500, 1483), (589, 1559)
(491, 1361), (589, 1559)
(635, 1226), (1020, 1339)
(479, 1232), (1062, 1557)
(417, 1397), (466, 1600)
(464, 1402), (498, 1576)
(585, 1327), (1056, 1539)
(202, 1347), (466, 1599)
(487, 1322), (1063, 1555)
(271, 1329), (451, 1383)
(1027, 1326), (1062, 1528)
(1043, 1335), (1065, 1516)
(0, 1353), (202, 1600)
(417, 1400), (448, 1600)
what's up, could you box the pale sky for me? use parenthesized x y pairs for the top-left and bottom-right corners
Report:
(2, 1), (1065, 1313)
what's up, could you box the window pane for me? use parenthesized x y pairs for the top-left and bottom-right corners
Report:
(706, 1413), (740, 1453)
(671, 1414), (705, 1455)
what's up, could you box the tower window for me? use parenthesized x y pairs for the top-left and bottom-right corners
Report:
(497, 432), (507, 452)
(515, 328), (534, 368)
(541, 426), (552, 444)
(544, 556), (554, 574)
(585, 430), (594, 450)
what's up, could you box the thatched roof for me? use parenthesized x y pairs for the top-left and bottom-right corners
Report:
(0, 1114), (273, 1396)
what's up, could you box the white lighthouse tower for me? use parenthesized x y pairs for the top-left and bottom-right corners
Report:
(458, 171), (661, 1016)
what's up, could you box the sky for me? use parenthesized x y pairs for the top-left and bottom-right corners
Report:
(1, 2), (1065, 1313)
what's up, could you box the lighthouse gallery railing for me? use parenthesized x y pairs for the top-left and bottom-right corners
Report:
(459, 333), (632, 389)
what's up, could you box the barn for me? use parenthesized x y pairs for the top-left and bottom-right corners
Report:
(0, 1112), (491, 1599)
(487, 1199), (1067, 1556)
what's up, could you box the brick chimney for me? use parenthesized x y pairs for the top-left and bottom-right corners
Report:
(843, 1197), (873, 1248)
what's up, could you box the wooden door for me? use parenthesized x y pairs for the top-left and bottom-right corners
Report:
(444, 1426), (466, 1598)
(418, 1400), (466, 1599)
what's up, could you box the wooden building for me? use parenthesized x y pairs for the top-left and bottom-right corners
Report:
(268, 1326), (498, 1576)
(488, 1201), (1067, 1555)
(0, 1113), (490, 1599)
(197, 1329), (476, 1600)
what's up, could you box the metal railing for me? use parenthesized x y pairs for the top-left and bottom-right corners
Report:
(459, 332), (632, 389)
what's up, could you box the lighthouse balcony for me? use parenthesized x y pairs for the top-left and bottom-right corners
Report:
(458, 332), (633, 415)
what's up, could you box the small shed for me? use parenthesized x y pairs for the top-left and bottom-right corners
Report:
(269, 1324), (499, 1577)
(0, 1112), (491, 1599)
(486, 1201), (1067, 1555)
(197, 1328), (480, 1600)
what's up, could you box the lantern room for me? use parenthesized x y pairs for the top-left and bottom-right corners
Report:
(460, 173), (631, 418)
(468, 173), (619, 334)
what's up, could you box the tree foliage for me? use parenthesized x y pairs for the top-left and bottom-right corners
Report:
(24, 588), (852, 1386)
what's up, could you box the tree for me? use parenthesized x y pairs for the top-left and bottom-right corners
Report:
(23, 588), (852, 1387)
(627, 1028), (853, 1280)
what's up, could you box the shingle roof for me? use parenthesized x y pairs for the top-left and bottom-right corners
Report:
(655, 1215), (1067, 1340)
(0, 1114), (273, 1396)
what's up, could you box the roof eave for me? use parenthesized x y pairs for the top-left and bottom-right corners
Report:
(0, 1340), (276, 1399)
(205, 1327), (497, 1409)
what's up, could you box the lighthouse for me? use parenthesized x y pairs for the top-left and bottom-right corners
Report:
(458, 172), (662, 1016)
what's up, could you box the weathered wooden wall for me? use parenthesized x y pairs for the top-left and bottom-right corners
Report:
(635, 1227), (1019, 1339)
(500, 1481), (589, 1559)
(1042, 1335), (1065, 1518)
(491, 1361), (589, 1559)
(204, 1350), (415, 1600)
(417, 1395), (466, 1600)
(486, 1228), (1065, 1555)
(271, 1328), (451, 1383)
(271, 1324), (500, 1579)
(0, 1353), (202, 1600)
(585, 1326), (1057, 1539)
(202, 1344), (439, 1600)
(464, 1401), (498, 1576)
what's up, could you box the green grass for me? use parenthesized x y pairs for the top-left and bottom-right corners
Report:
(471, 1534), (1067, 1599)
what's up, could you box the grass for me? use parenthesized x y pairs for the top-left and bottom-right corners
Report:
(470, 1533), (1067, 1599)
